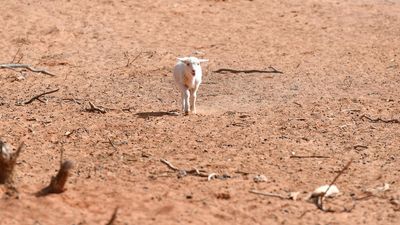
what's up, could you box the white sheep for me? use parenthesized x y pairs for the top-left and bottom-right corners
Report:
(173, 56), (208, 115)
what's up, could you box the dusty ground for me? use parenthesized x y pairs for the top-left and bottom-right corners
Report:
(0, 0), (400, 224)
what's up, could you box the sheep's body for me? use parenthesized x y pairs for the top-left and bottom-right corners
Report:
(173, 57), (208, 115)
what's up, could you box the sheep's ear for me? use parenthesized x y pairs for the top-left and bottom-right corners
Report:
(177, 57), (189, 62)
(198, 59), (209, 63)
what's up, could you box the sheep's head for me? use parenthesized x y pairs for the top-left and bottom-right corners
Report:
(177, 57), (208, 77)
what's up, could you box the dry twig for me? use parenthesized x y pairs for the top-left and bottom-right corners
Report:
(124, 51), (142, 67)
(213, 66), (283, 74)
(22, 89), (59, 105)
(105, 207), (119, 225)
(249, 190), (290, 200)
(234, 170), (251, 175)
(160, 159), (229, 180)
(293, 102), (303, 107)
(0, 141), (24, 185)
(160, 158), (208, 177)
(160, 158), (180, 171)
(353, 145), (368, 150)
(315, 159), (353, 211)
(86, 101), (107, 114)
(290, 155), (330, 159)
(0, 63), (56, 76)
(36, 160), (74, 197)
(62, 98), (83, 105)
(108, 138), (117, 150)
(11, 48), (23, 64)
(360, 115), (400, 124)
(59, 147), (65, 165)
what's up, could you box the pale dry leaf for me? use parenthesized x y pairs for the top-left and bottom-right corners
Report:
(253, 174), (267, 183)
(365, 182), (390, 195)
(376, 183), (390, 192)
(208, 173), (218, 181)
(289, 191), (301, 201)
(311, 185), (340, 198)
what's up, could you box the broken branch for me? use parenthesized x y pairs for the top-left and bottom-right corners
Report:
(325, 160), (353, 194)
(160, 159), (227, 180)
(160, 158), (179, 171)
(86, 101), (107, 114)
(0, 141), (24, 185)
(360, 115), (400, 124)
(316, 159), (353, 211)
(22, 88), (59, 105)
(213, 66), (283, 74)
(105, 207), (119, 225)
(62, 98), (83, 105)
(249, 190), (290, 200)
(290, 155), (330, 159)
(108, 138), (117, 150)
(124, 51), (142, 67)
(0, 63), (56, 76)
(10, 48), (23, 64)
(36, 160), (74, 197)
(353, 145), (368, 150)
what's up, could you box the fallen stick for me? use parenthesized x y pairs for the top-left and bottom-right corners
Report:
(249, 190), (289, 200)
(353, 145), (368, 150)
(160, 158), (208, 177)
(324, 160), (352, 196)
(160, 158), (179, 171)
(125, 51), (142, 67)
(10, 48), (23, 64)
(62, 98), (83, 105)
(0, 141), (24, 185)
(86, 101), (107, 114)
(22, 89), (59, 105)
(316, 159), (353, 211)
(0, 63), (56, 76)
(108, 138), (117, 150)
(36, 160), (74, 197)
(293, 102), (303, 107)
(160, 159), (224, 179)
(290, 155), (330, 159)
(105, 207), (119, 225)
(213, 66), (283, 74)
(360, 115), (400, 124)
(234, 170), (251, 175)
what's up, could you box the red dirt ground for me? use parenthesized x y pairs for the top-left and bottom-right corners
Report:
(1, 0), (399, 224)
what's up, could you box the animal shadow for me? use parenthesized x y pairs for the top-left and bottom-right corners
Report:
(135, 111), (180, 118)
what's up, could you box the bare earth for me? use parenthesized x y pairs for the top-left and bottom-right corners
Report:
(1, 0), (400, 224)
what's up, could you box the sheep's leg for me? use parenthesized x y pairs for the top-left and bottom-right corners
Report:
(180, 92), (185, 112)
(183, 88), (190, 115)
(177, 83), (190, 115)
(190, 89), (197, 114)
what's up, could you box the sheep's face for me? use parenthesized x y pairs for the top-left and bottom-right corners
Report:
(184, 60), (196, 77)
(178, 57), (208, 77)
